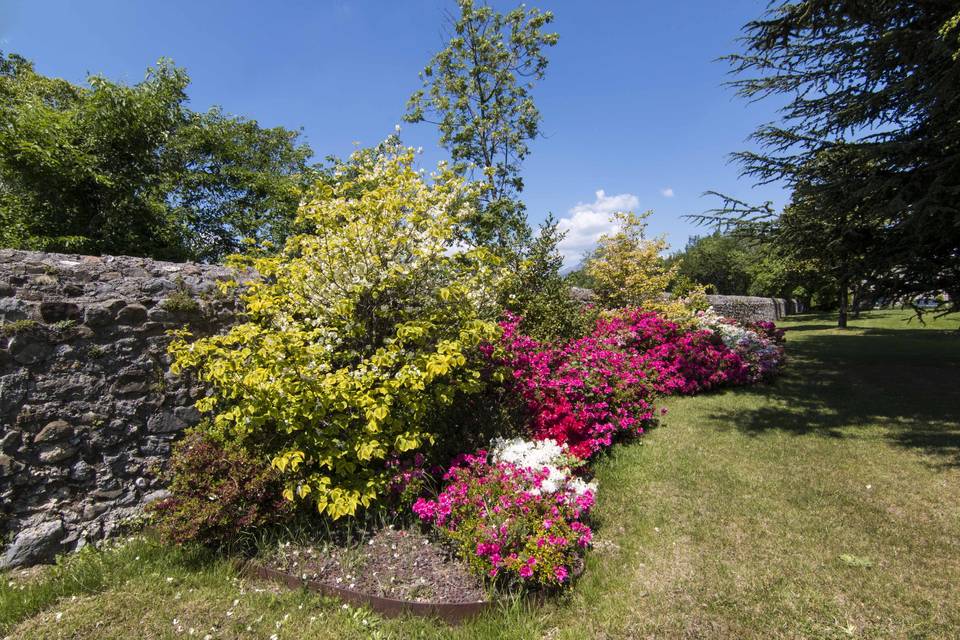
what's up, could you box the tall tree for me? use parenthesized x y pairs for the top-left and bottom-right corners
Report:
(670, 233), (755, 295)
(403, 0), (558, 254)
(701, 1), (960, 324)
(0, 54), (313, 262)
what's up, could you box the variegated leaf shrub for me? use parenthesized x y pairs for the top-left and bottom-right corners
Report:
(168, 139), (508, 520)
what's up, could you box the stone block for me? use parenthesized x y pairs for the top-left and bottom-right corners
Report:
(83, 304), (115, 327)
(39, 301), (81, 323)
(38, 443), (77, 463)
(34, 420), (73, 443)
(116, 304), (148, 325)
(0, 518), (65, 570)
(9, 336), (51, 365)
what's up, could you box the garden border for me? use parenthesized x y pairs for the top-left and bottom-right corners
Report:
(239, 560), (494, 624)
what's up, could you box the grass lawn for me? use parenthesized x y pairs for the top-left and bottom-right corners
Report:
(3, 310), (959, 639)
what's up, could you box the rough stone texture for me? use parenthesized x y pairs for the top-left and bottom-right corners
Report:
(568, 287), (801, 324)
(705, 294), (804, 323)
(0, 249), (245, 569)
(568, 287), (597, 304)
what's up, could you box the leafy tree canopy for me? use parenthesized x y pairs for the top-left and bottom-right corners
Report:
(584, 210), (680, 311)
(0, 53), (314, 262)
(700, 1), (960, 322)
(670, 231), (835, 306)
(404, 0), (558, 255)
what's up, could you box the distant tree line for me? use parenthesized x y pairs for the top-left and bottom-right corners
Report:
(0, 54), (315, 262)
(666, 232), (837, 309)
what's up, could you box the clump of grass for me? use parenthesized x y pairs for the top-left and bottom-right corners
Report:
(50, 319), (76, 331)
(85, 344), (107, 359)
(160, 290), (201, 314)
(0, 319), (39, 337)
(0, 536), (217, 633)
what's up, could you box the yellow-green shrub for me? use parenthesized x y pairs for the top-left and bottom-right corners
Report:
(582, 210), (713, 323)
(584, 210), (677, 309)
(169, 140), (506, 519)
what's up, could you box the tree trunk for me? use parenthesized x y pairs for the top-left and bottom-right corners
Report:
(852, 283), (862, 319)
(838, 277), (848, 328)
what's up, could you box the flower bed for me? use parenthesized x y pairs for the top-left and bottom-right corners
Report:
(413, 439), (594, 588)
(262, 527), (484, 603)
(416, 306), (785, 590)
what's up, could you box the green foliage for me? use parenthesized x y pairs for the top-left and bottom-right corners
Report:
(500, 215), (584, 342)
(404, 0), (558, 254)
(0, 53), (313, 262)
(163, 106), (315, 262)
(563, 267), (596, 290)
(160, 279), (201, 314)
(0, 319), (39, 336)
(710, 1), (960, 320)
(149, 431), (294, 548)
(670, 233), (754, 295)
(85, 344), (106, 359)
(670, 232), (834, 306)
(169, 140), (506, 520)
(584, 210), (678, 311)
(49, 319), (76, 331)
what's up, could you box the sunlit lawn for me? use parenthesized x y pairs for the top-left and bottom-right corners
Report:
(3, 309), (959, 639)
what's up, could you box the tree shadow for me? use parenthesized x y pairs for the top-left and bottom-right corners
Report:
(708, 328), (960, 468)
(778, 324), (838, 332)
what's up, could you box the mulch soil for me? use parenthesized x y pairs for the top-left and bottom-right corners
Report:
(261, 526), (486, 604)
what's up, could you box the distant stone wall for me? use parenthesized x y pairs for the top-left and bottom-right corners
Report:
(568, 287), (801, 323)
(0, 249), (243, 569)
(705, 295), (803, 323)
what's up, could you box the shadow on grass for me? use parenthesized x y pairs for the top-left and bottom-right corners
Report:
(709, 327), (960, 468)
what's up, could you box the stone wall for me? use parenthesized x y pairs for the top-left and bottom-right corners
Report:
(0, 249), (242, 569)
(569, 287), (802, 324)
(705, 294), (804, 324)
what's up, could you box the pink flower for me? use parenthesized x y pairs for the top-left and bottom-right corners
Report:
(414, 307), (784, 589)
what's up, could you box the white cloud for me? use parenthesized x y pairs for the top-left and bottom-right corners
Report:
(556, 189), (639, 270)
(660, 187), (675, 198)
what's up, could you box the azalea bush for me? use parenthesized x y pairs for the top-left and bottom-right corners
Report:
(150, 431), (294, 548)
(169, 139), (506, 520)
(593, 308), (750, 395)
(487, 306), (773, 460)
(488, 313), (658, 458)
(413, 438), (594, 588)
(693, 308), (786, 382)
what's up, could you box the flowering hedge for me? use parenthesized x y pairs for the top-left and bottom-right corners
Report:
(693, 309), (787, 382)
(485, 313), (658, 458)
(417, 305), (785, 588)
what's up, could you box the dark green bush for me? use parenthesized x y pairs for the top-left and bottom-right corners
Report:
(149, 431), (294, 548)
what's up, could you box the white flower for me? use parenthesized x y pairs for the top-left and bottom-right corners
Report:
(490, 437), (565, 470)
(489, 436), (595, 497)
(567, 476), (598, 497)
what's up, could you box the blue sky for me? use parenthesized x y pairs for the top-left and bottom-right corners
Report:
(1, 0), (787, 267)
